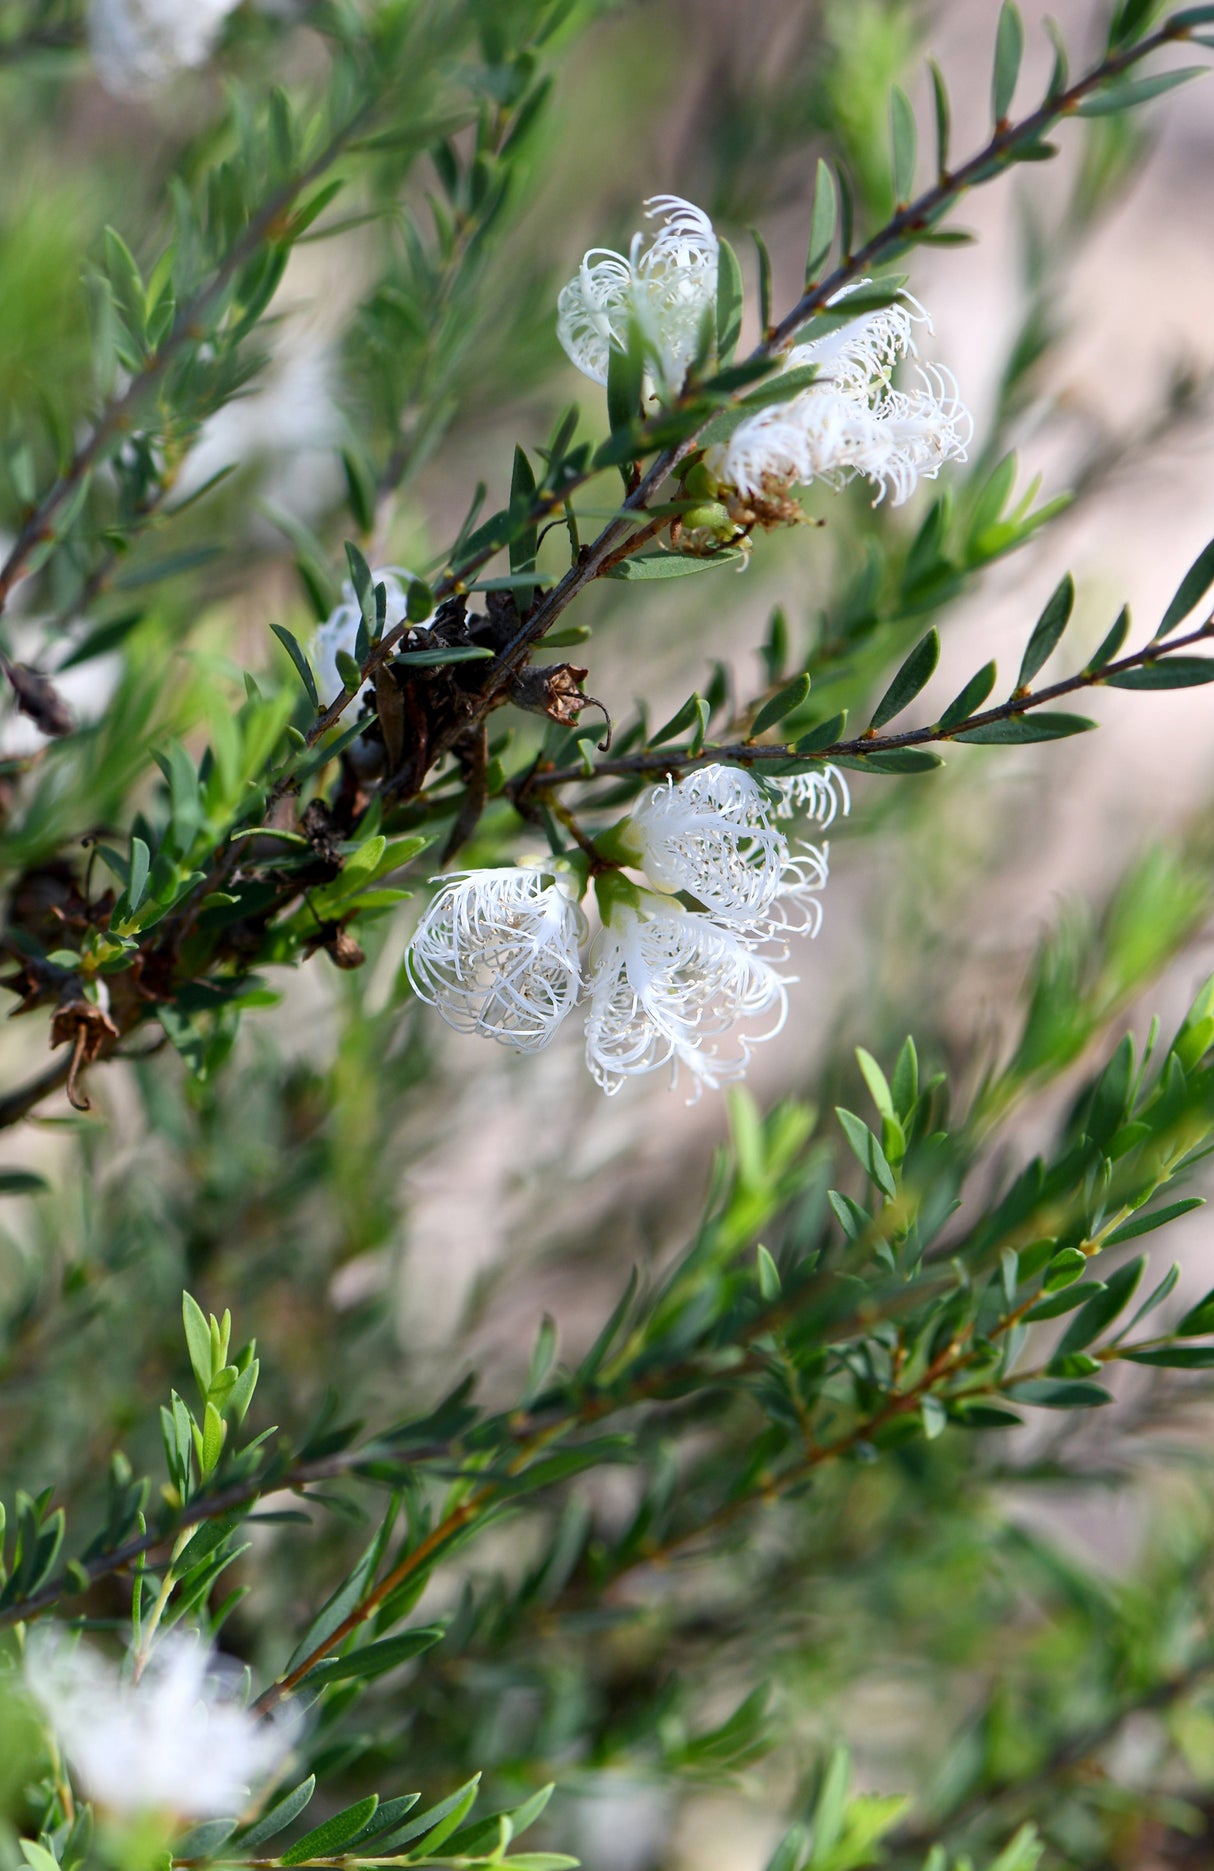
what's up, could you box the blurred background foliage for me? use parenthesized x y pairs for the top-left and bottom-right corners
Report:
(3, 2), (1214, 1870)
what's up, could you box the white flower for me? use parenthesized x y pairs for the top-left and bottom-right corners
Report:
(766, 762), (851, 826)
(629, 763), (787, 922)
(89, 0), (242, 95)
(557, 196), (718, 403)
(313, 568), (428, 706)
(24, 1630), (297, 1820)
(706, 285), (971, 508)
(584, 894), (790, 1099)
(406, 867), (588, 1052)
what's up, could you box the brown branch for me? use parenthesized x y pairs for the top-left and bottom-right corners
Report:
(532, 615), (1214, 791)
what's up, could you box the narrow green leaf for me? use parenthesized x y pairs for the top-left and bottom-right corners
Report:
(1017, 573), (1074, 686)
(402, 1776), (481, 1856)
(793, 712), (847, 754)
(937, 660), (996, 729)
(344, 541), (375, 628)
(650, 693), (703, 748)
(127, 836), (151, 913)
(752, 672), (811, 737)
(1087, 605), (1130, 671)
(394, 645), (494, 668)
(855, 1047), (894, 1119)
(831, 748), (943, 775)
(891, 86), (917, 202)
(181, 1292), (212, 1399)
(805, 159), (837, 280)
(305, 1626), (444, 1685)
(1123, 1345), (1214, 1368)
(1008, 1378), (1112, 1408)
(992, 2), (1025, 120)
(235, 1778), (316, 1850)
(1105, 1196), (1204, 1244)
(1076, 67), (1206, 116)
(1106, 656), (1214, 688)
(1024, 1282), (1106, 1323)
(952, 712), (1094, 744)
(835, 1107), (897, 1200)
(510, 446), (538, 575)
(716, 238), (745, 361)
(921, 1395), (947, 1440)
(281, 1797), (379, 1865)
(929, 59), (951, 176)
(270, 624), (319, 709)
(606, 322), (644, 438)
(1056, 1256), (1145, 1353)
(869, 629), (939, 730)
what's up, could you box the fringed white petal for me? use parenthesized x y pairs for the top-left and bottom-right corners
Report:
(406, 868), (587, 1053)
(768, 763), (852, 827)
(630, 762), (787, 922)
(24, 1630), (299, 1819)
(556, 196), (718, 401)
(584, 899), (790, 1100)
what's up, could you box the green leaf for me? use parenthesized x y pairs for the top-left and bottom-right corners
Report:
(270, 623), (319, 709)
(992, 2), (1025, 121)
(832, 748), (942, 775)
(604, 550), (745, 580)
(1043, 1247), (1087, 1291)
(835, 1107), (897, 1200)
(1105, 1197), (1204, 1244)
(1123, 1345), (1214, 1368)
(1106, 656), (1214, 688)
(1023, 1282), (1106, 1323)
(606, 321), (644, 439)
(182, 1291), (213, 1399)
(510, 446), (538, 575)
(756, 1244), (782, 1300)
(805, 159), (837, 280)
(407, 578), (435, 623)
(1087, 605), (1130, 671)
(400, 1775), (481, 1856)
(1109, 0), (1164, 44)
(921, 1394), (947, 1440)
(0, 1171), (50, 1196)
(752, 673), (811, 736)
(794, 712), (847, 754)
(1018, 574), (1074, 686)
(891, 86), (917, 202)
(951, 712), (1094, 744)
(650, 693), (704, 748)
(281, 1797), (380, 1865)
(235, 1778), (316, 1850)
(1055, 1256), (1145, 1354)
(937, 661), (997, 730)
(344, 541), (375, 629)
(868, 629), (939, 730)
(19, 1842), (62, 1871)
(304, 1626), (444, 1685)
(1076, 67), (1206, 116)
(855, 1047), (894, 1120)
(394, 645), (495, 668)
(1175, 1285), (1214, 1337)
(929, 60), (951, 176)
(127, 836), (151, 914)
(1008, 1379), (1112, 1408)
(716, 238), (745, 361)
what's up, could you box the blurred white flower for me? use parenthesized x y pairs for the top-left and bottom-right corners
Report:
(89, 0), (242, 95)
(584, 895), (789, 1099)
(24, 1630), (297, 1820)
(557, 195), (718, 402)
(707, 285), (971, 507)
(768, 762), (851, 826)
(629, 763), (787, 923)
(406, 867), (588, 1053)
(312, 568), (428, 706)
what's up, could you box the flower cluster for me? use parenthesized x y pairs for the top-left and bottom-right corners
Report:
(707, 284), (972, 509)
(24, 1630), (299, 1821)
(406, 764), (846, 1099)
(89, 0), (242, 95)
(558, 197), (970, 512)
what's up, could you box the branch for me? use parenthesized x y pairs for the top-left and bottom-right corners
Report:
(531, 616), (1214, 791)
